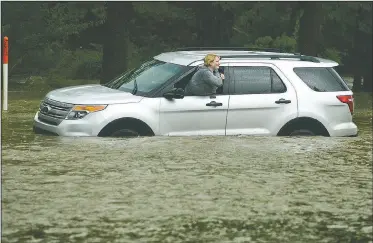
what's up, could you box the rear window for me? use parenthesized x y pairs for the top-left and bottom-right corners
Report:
(293, 67), (349, 92)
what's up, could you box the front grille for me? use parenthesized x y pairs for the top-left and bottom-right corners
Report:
(38, 97), (74, 126)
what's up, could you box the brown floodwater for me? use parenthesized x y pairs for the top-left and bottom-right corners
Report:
(1, 92), (372, 243)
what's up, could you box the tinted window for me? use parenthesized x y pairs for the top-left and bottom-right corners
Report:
(293, 67), (349, 92)
(232, 67), (286, 94)
(271, 69), (287, 93)
(104, 59), (189, 95)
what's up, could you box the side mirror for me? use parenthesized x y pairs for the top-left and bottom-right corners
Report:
(163, 91), (174, 100)
(163, 88), (184, 100)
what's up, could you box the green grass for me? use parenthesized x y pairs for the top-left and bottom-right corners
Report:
(8, 75), (99, 94)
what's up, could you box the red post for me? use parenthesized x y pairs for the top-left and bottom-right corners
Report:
(3, 36), (8, 64)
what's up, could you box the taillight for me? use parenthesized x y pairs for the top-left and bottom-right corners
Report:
(337, 95), (354, 115)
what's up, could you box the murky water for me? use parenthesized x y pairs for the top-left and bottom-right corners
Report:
(2, 92), (372, 242)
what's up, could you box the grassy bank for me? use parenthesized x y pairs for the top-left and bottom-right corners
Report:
(8, 75), (100, 93)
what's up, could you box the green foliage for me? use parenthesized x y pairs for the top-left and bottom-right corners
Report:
(244, 34), (297, 53)
(47, 49), (102, 80)
(273, 35), (297, 52)
(320, 48), (342, 64)
(254, 36), (273, 47)
(1, 1), (371, 90)
(233, 2), (292, 41)
(43, 2), (105, 43)
(133, 2), (190, 20)
(1, 2), (105, 78)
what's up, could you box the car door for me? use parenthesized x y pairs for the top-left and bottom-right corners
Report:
(226, 62), (298, 136)
(159, 64), (231, 136)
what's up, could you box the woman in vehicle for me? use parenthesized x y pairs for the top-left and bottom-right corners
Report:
(185, 53), (225, 96)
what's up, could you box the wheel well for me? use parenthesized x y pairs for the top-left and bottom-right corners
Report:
(277, 117), (330, 136)
(98, 118), (155, 137)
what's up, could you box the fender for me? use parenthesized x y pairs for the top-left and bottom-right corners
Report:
(272, 111), (299, 135)
(276, 113), (331, 136)
(296, 111), (332, 134)
(92, 99), (161, 135)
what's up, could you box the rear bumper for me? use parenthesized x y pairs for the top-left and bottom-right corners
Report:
(329, 122), (358, 137)
(343, 130), (358, 137)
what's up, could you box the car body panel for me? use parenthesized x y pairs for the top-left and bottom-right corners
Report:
(225, 62), (299, 136)
(159, 95), (229, 136)
(33, 50), (358, 137)
(46, 85), (144, 105)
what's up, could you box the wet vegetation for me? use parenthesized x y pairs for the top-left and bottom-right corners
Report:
(1, 2), (372, 90)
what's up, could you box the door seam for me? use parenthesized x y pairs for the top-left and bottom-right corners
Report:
(224, 95), (230, 136)
(224, 65), (232, 136)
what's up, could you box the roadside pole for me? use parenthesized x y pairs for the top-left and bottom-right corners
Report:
(3, 36), (8, 111)
(1, 35), (7, 239)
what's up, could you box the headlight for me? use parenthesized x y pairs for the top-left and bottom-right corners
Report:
(66, 105), (107, 120)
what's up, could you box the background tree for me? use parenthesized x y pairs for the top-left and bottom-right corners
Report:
(101, 2), (133, 83)
(298, 2), (324, 56)
(1, 1), (372, 91)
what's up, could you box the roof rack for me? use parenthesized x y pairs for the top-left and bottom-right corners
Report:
(176, 47), (286, 53)
(219, 54), (320, 63)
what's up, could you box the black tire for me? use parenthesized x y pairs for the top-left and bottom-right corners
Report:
(110, 128), (140, 137)
(99, 119), (154, 138)
(289, 129), (315, 136)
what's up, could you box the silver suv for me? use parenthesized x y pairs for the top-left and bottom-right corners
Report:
(33, 48), (358, 137)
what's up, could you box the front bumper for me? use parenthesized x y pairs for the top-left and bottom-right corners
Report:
(33, 126), (59, 136)
(33, 111), (106, 136)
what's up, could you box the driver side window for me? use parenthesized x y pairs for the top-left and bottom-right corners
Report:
(174, 66), (230, 96)
(174, 70), (196, 91)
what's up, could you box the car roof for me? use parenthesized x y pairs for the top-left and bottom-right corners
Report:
(154, 50), (338, 67)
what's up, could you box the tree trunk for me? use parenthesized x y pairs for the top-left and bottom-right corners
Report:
(195, 3), (218, 46)
(362, 68), (372, 92)
(194, 3), (234, 47)
(351, 5), (364, 92)
(101, 2), (134, 84)
(352, 75), (362, 92)
(218, 6), (234, 46)
(297, 2), (323, 56)
(287, 2), (300, 36)
(361, 5), (373, 92)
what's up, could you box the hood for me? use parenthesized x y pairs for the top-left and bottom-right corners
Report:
(46, 84), (144, 105)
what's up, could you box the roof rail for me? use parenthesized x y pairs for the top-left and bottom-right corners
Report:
(219, 54), (320, 63)
(176, 47), (286, 53)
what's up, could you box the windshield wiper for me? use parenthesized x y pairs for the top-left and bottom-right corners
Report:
(104, 68), (136, 89)
(132, 79), (138, 95)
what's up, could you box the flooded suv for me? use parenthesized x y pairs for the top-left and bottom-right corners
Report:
(33, 48), (358, 137)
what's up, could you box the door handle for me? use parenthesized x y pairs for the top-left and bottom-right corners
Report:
(206, 101), (223, 107)
(275, 98), (291, 104)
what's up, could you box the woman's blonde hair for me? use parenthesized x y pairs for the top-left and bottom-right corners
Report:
(204, 53), (219, 66)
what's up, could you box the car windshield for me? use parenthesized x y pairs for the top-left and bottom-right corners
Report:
(103, 59), (189, 95)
